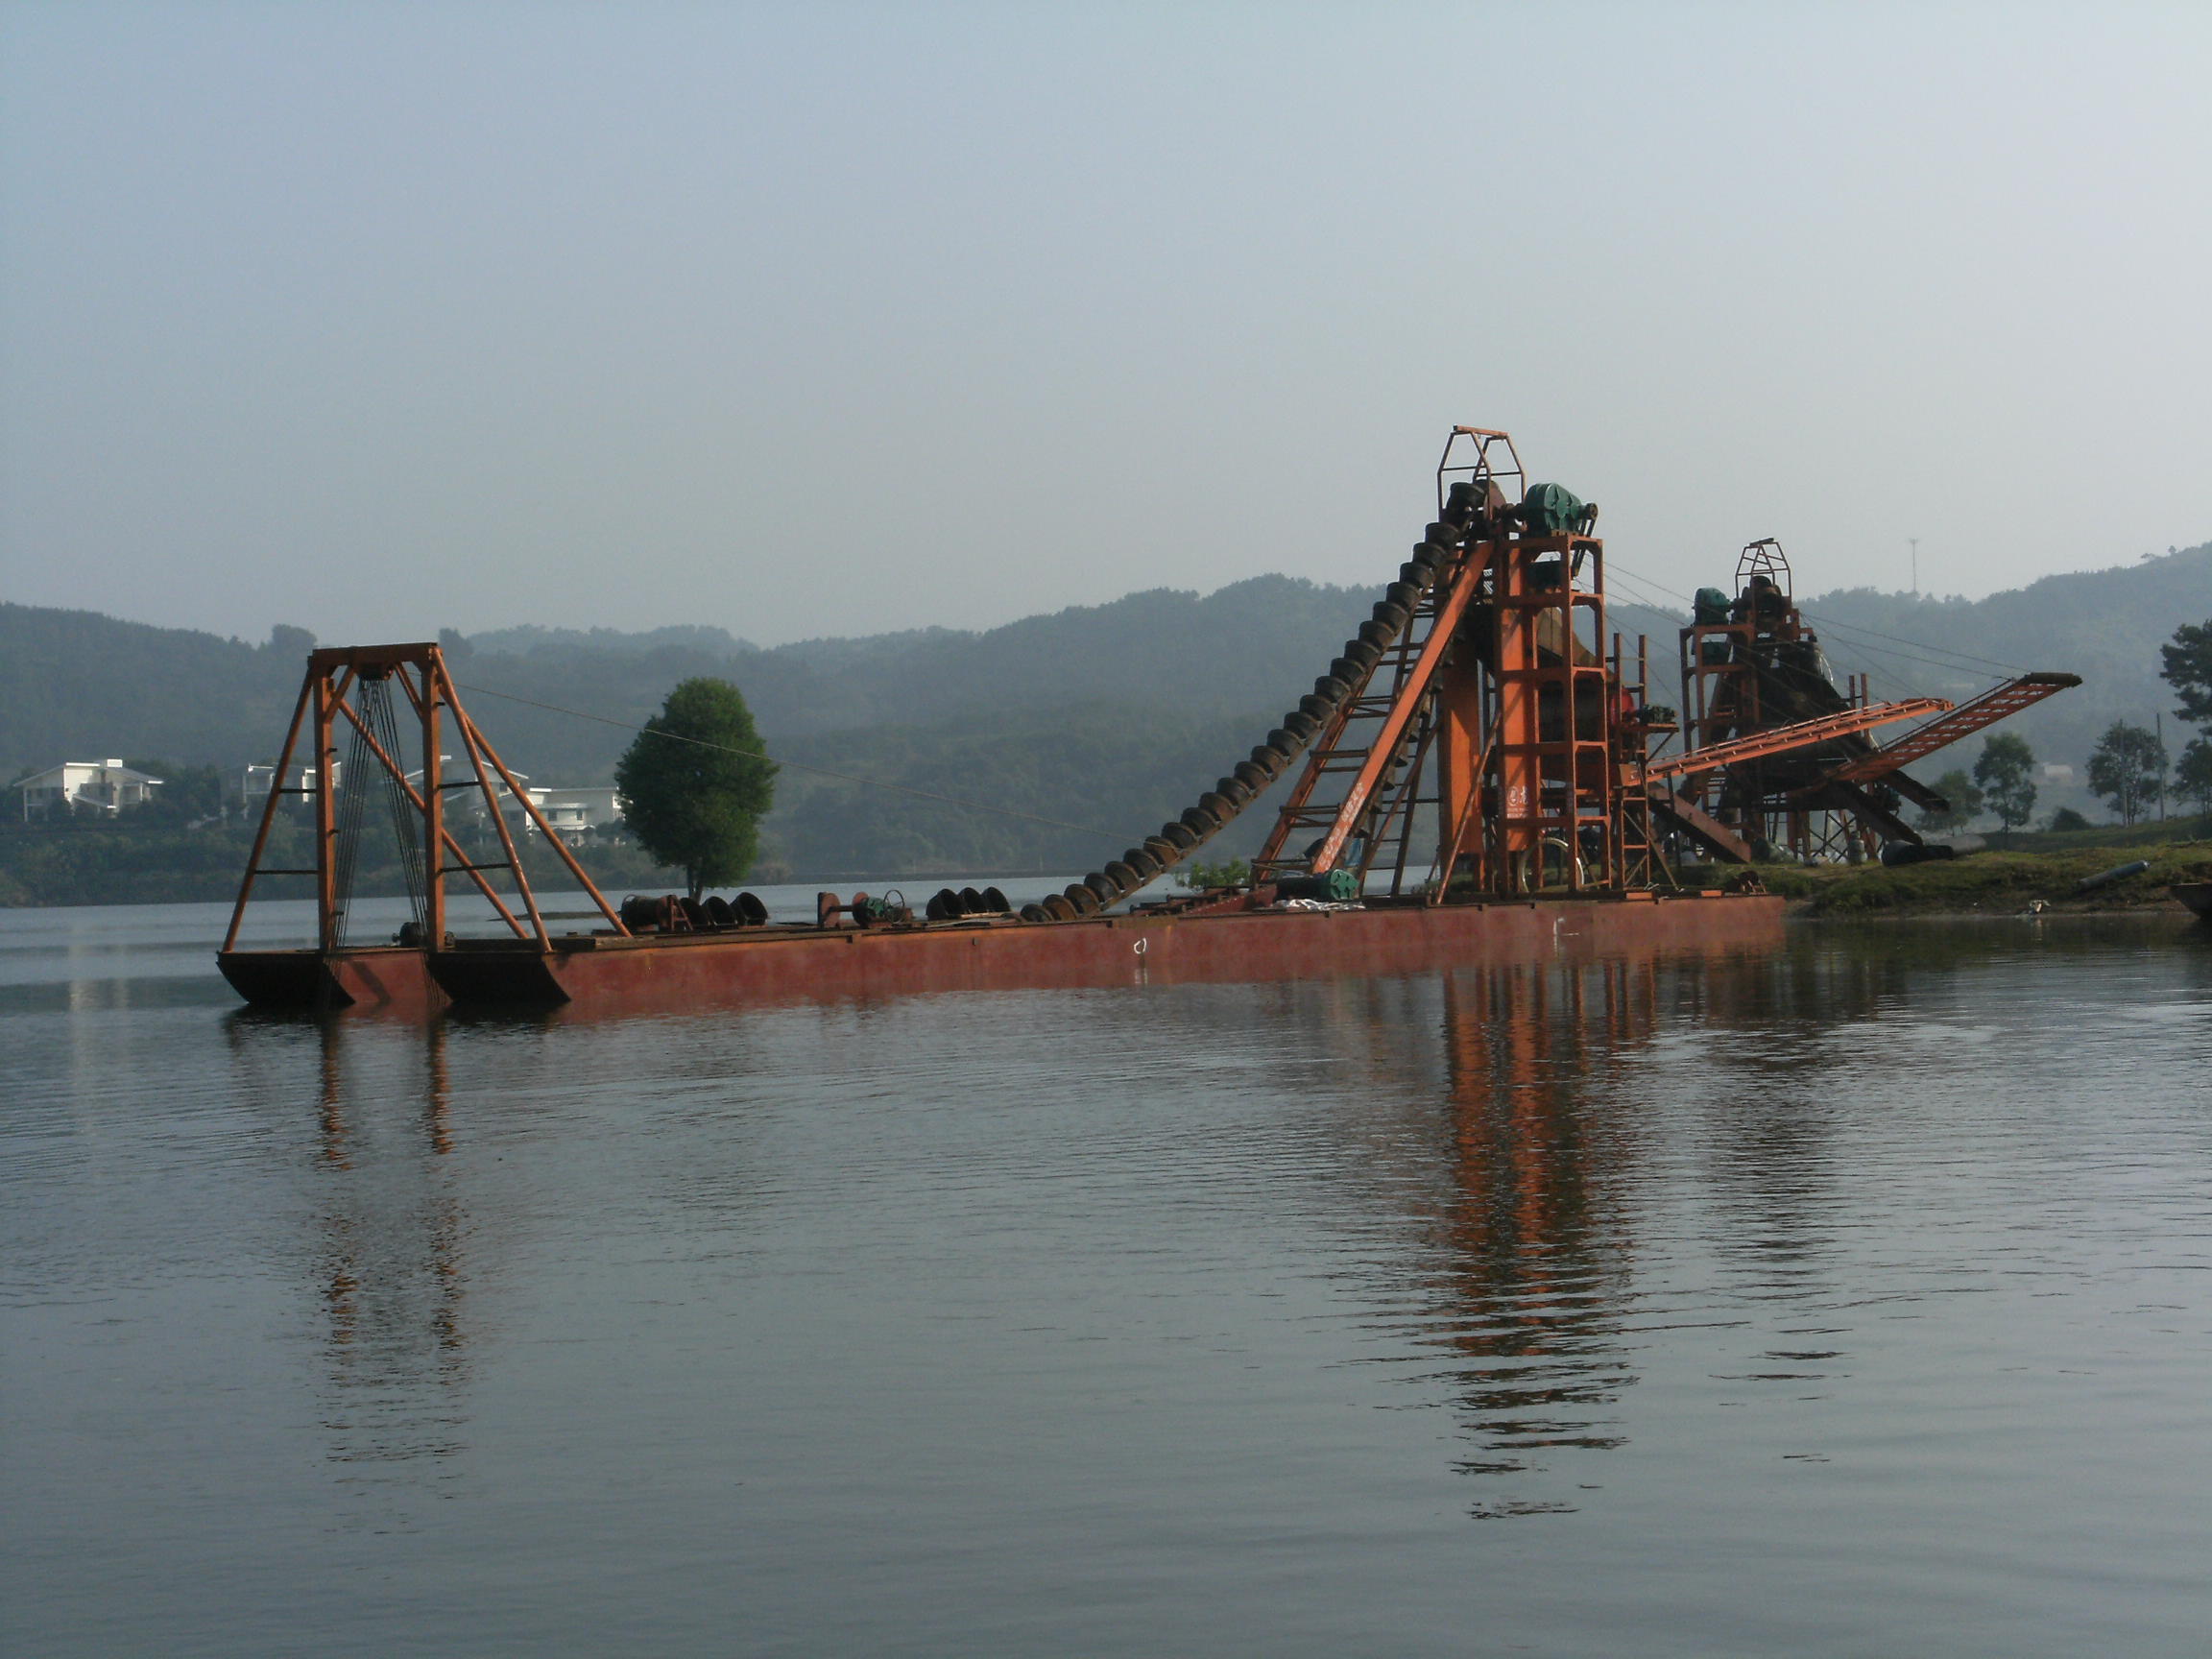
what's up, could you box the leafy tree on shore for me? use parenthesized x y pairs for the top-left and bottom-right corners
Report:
(2085, 720), (2167, 827)
(1180, 856), (1251, 890)
(2176, 737), (2212, 822)
(1915, 768), (1984, 833)
(2160, 620), (2212, 729)
(613, 679), (778, 901)
(125, 761), (228, 828)
(1972, 733), (2037, 839)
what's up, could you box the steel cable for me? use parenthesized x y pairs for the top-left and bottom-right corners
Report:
(1604, 556), (2029, 681)
(368, 680), (429, 938)
(330, 702), (373, 947)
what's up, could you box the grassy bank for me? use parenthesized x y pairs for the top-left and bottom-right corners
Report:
(1746, 842), (2212, 917)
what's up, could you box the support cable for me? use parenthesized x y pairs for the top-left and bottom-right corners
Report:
(1607, 558), (1983, 707)
(330, 702), (373, 948)
(369, 679), (429, 938)
(1605, 556), (2031, 679)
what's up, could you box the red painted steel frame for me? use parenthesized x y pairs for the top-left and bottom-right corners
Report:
(1820, 673), (2081, 785)
(428, 891), (1786, 1015)
(220, 642), (629, 1010)
(1642, 698), (1952, 782)
(1304, 557), (1486, 874)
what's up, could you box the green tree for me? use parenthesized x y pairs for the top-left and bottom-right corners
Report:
(126, 759), (228, 827)
(1972, 733), (2037, 839)
(1179, 855), (1251, 890)
(2085, 720), (2166, 827)
(1915, 768), (1984, 833)
(2175, 736), (2212, 822)
(2047, 806), (2091, 832)
(2159, 620), (2212, 729)
(613, 679), (777, 900)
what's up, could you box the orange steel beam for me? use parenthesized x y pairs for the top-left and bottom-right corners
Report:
(312, 671), (340, 950)
(221, 674), (316, 952)
(1427, 725), (1499, 903)
(1641, 697), (1951, 782)
(445, 679), (626, 934)
(421, 660), (445, 946)
(1306, 549), (1488, 874)
(1647, 785), (1757, 864)
(445, 676), (553, 950)
(227, 641), (631, 955)
(327, 692), (531, 939)
(1815, 673), (2081, 786)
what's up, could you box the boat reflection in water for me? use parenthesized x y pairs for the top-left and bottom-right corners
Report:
(1402, 958), (1653, 1518)
(1367, 938), (1862, 1519)
(225, 1014), (475, 1507)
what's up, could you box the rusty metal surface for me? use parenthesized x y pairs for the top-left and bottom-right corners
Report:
(1642, 698), (1952, 782)
(216, 947), (446, 1016)
(1670, 541), (2079, 861)
(427, 891), (1787, 1013)
(1647, 786), (1758, 864)
(221, 643), (628, 1007)
(1255, 430), (1634, 902)
(226, 426), (2067, 1019)
(1819, 673), (2082, 785)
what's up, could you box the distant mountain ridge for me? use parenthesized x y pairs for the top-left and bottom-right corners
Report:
(3, 543), (2205, 877)
(1791, 544), (2211, 784)
(470, 623), (760, 658)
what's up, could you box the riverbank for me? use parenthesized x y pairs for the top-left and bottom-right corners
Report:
(0, 820), (691, 908)
(1753, 842), (2212, 917)
(8, 816), (2209, 921)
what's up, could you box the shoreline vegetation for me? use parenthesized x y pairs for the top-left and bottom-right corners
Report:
(0, 820), (692, 910)
(1747, 830), (2212, 918)
(4, 816), (2207, 916)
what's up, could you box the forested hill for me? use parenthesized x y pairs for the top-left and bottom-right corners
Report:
(0, 577), (1376, 878)
(2, 541), (2204, 880)
(0, 610), (314, 781)
(1786, 543), (2212, 784)
(0, 575), (1365, 778)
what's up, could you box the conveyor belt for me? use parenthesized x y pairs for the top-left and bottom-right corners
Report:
(1814, 673), (2082, 787)
(1643, 698), (1952, 782)
(1033, 501), (1479, 921)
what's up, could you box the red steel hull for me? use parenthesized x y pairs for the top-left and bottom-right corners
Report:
(217, 947), (447, 1016)
(425, 893), (1786, 1015)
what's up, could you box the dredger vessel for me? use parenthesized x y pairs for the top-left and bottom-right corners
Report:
(217, 426), (2074, 1014)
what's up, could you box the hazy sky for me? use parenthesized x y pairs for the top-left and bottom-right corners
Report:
(3, 2), (2207, 648)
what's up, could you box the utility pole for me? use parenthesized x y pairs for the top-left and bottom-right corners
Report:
(1908, 537), (1919, 596)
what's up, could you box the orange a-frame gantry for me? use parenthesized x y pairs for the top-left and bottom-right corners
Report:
(221, 643), (628, 961)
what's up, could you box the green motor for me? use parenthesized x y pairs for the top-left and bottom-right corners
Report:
(1275, 867), (1362, 903)
(1520, 482), (1589, 536)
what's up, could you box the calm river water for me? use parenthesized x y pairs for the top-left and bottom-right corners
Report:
(4, 898), (2209, 1656)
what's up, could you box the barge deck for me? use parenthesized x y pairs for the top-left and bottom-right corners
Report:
(425, 890), (1784, 1012)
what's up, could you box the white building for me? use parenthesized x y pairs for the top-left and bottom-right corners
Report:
(504, 785), (624, 845)
(230, 757), (619, 845)
(241, 761), (341, 806)
(14, 759), (163, 820)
